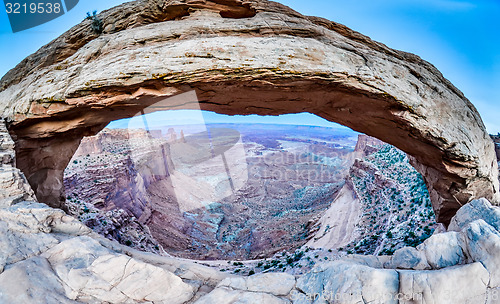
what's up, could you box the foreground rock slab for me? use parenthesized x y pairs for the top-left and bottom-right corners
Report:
(398, 263), (489, 304)
(1, 118), (500, 303)
(296, 260), (399, 304)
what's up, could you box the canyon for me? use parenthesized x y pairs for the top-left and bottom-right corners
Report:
(64, 123), (357, 259)
(63, 120), (440, 268)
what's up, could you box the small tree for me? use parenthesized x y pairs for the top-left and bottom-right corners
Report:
(86, 10), (103, 34)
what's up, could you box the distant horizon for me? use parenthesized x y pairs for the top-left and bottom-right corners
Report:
(106, 122), (356, 129)
(106, 110), (359, 133)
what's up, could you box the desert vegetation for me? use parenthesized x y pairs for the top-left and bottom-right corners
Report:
(345, 144), (438, 255)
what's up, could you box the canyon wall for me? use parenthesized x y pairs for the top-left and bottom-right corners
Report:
(308, 135), (439, 255)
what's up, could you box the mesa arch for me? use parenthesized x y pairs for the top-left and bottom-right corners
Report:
(0, 0), (498, 225)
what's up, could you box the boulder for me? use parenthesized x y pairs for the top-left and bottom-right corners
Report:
(461, 219), (500, 287)
(42, 236), (195, 303)
(449, 198), (500, 232)
(0, 257), (73, 304)
(416, 231), (466, 269)
(296, 261), (399, 304)
(0, 222), (59, 273)
(398, 262), (489, 304)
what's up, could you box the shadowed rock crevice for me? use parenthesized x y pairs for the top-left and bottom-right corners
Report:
(0, 0), (498, 225)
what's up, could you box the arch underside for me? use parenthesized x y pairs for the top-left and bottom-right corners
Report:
(1, 0), (498, 226)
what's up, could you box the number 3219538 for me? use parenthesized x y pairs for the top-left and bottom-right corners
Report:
(5, 2), (61, 14)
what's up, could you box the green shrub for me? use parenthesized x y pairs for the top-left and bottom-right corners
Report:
(86, 11), (103, 34)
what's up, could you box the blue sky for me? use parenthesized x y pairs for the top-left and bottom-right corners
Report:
(1, 0), (499, 132)
(107, 110), (353, 130)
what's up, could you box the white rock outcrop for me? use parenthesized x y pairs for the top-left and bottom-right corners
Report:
(461, 219), (500, 287)
(217, 272), (296, 296)
(296, 261), (399, 304)
(449, 198), (500, 231)
(194, 286), (290, 304)
(1, 111), (500, 304)
(1, 0), (497, 226)
(398, 262), (489, 304)
(42, 236), (196, 303)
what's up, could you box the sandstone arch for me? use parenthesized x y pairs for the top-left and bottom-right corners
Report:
(0, 0), (498, 225)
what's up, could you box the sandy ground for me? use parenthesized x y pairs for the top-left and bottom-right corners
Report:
(306, 183), (362, 249)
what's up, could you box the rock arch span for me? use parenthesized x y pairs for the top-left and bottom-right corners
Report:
(0, 0), (498, 225)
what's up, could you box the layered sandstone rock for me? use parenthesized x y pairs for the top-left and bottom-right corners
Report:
(0, 0), (497, 224)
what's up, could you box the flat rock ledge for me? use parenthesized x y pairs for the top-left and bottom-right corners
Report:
(0, 120), (500, 303)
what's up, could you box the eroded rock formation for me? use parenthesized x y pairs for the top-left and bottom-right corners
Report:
(308, 136), (439, 255)
(0, 0), (497, 224)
